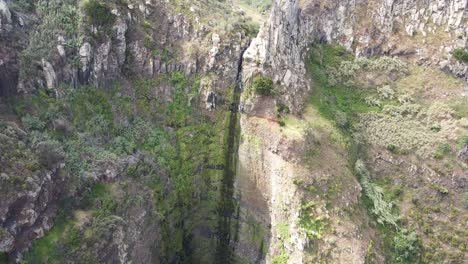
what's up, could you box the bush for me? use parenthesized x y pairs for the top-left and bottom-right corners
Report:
(453, 49), (468, 63)
(334, 111), (349, 128)
(112, 136), (135, 155)
(253, 77), (273, 96)
(22, 114), (46, 131)
(387, 144), (398, 153)
(82, 0), (115, 26)
(355, 160), (399, 227)
(434, 143), (451, 159)
(463, 193), (468, 209)
(10, 0), (35, 12)
(457, 134), (468, 148)
(239, 20), (260, 37)
(36, 140), (65, 169)
(393, 229), (421, 264)
(276, 102), (290, 116)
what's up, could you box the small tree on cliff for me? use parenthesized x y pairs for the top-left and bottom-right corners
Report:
(253, 77), (273, 96)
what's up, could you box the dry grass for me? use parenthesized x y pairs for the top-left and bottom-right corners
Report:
(74, 210), (92, 228)
(232, 0), (269, 24)
(395, 65), (464, 103)
(282, 106), (346, 148)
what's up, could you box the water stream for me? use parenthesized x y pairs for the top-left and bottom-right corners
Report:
(214, 45), (249, 263)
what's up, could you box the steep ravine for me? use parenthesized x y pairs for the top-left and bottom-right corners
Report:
(1, 0), (467, 263)
(215, 45), (247, 263)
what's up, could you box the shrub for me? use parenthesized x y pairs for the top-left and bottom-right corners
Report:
(272, 253), (289, 264)
(457, 134), (468, 148)
(10, 0), (35, 12)
(453, 48), (468, 63)
(463, 193), (468, 209)
(36, 140), (65, 169)
(430, 123), (441, 132)
(334, 111), (349, 128)
(434, 143), (451, 159)
(82, 0), (115, 26)
(112, 136), (135, 155)
(19, 0), (82, 80)
(355, 160), (399, 227)
(143, 21), (152, 29)
(387, 144), (398, 153)
(22, 114), (46, 131)
(239, 20), (260, 37)
(276, 102), (290, 116)
(253, 77), (273, 96)
(432, 184), (449, 195)
(393, 229), (421, 264)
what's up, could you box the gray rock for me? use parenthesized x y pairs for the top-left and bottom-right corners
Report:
(0, 228), (14, 252)
(0, 0), (12, 34)
(458, 145), (468, 163)
(114, 19), (128, 67)
(41, 59), (57, 90)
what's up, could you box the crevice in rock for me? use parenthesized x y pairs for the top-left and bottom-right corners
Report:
(214, 42), (250, 263)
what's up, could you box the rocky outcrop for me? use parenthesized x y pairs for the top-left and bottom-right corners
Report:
(0, 0), (12, 34)
(0, 122), (65, 261)
(0, 120), (138, 262)
(10, 0), (248, 107)
(0, 0), (21, 97)
(243, 0), (467, 113)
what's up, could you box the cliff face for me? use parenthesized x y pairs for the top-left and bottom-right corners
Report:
(0, 0), (467, 263)
(0, 0), (247, 104)
(243, 0), (467, 113)
(0, 0), (253, 262)
(236, 0), (467, 263)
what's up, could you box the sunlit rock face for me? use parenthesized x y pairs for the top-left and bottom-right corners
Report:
(243, 0), (467, 113)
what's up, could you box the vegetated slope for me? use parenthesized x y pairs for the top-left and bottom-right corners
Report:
(0, 0), (467, 263)
(1, 73), (232, 263)
(0, 0), (264, 263)
(306, 44), (467, 263)
(237, 0), (467, 262)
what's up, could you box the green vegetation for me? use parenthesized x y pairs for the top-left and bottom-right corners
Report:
(82, 0), (115, 26)
(306, 44), (427, 263)
(463, 193), (468, 209)
(239, 20), (260, 37)
(19, 0), (82, 81)
(272, 223), (290, 264)
(23, 184), (112, 264)
(272, 253), (289, 264)
(240, 0), (273, 13)
(453, 48), (468, 63)
(13, 71), (228, 262)
(299, 201), (328, 240)
(457, 134), (468, 148)
(434, 143), (451, 159)
(307, 44), (463, 160)
(10, 0), (35, 12)
(393, 229), (422, 264)
(306, 44), (379, 127)
(252, 76), (273, 96)
(355, 160), (399, 227)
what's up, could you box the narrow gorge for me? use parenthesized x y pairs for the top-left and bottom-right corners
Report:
(0, 0), (467, 263)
